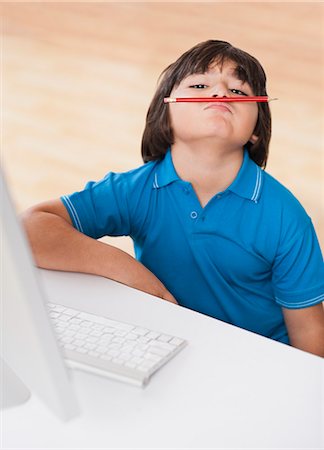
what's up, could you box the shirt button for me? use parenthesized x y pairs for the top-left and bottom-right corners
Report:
(216, 194), (222, 199)
(190, 211), (198, 219)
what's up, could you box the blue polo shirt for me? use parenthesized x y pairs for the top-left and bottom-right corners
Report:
(61, 149), (324, 344)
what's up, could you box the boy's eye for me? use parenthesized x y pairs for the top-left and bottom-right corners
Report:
(230, 88), (248, 96)
(188, 85), (249, 95)
(189, 84), (208, 89)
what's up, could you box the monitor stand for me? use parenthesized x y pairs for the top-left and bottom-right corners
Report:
(0, 357), (30, 409)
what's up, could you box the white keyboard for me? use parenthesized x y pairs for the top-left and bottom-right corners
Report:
(47, 302), (187, 387)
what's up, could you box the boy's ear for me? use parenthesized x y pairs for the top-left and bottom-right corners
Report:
(249, 134), (258, 144)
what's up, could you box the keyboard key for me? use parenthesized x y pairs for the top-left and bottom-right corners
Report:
(107, 349), (119, 357)
(125, 333), (138, 341)
(146, 331), (160, 340)
(133, 327), (149, 336)
(56, 320), (69, 328)
(149, 346), (170, 357)
(144, 353), (160, 362)
(130, 356), (144, 365)
(119, 352), (132, 361)
(170, 337), (185, 346)
(73, 339), (86, 347)
(75, 347), (88, 354)
(50, 304), (65, 313)
(70, 318), (82, 325)
(59, 314), (73, 322)
(112, 337), (124, 344)
(98, 337), (113, 345)
(49, 312), (60, 319)
(54, 326), (65, 335)
(108, 343), (121, 350)
(138, 360), (156, 371)
(80, 328), (93, 337)
(149, 341), (175, 351)
(65, 330), (76, 337)
(75, 333), (88, 340)
(96, 346), (108, 354)
(80, 321), (92, 328)
(61, 336), (74, 344)
(63, 308), (79, 317)
(114, 330), (128, 337)
(121, 343), (136, 352)
(90, 330), (103, 337)
(157, 334), (173, 343)
(86, 336), (99, 344)
(63, 343), (76, 350)
(137, 336), (150, 344)
(104, 327), (116, 333)
(137, 343), (149, 351)
(84, 343), (96, 350)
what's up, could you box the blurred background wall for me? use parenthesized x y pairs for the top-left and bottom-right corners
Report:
(1, 2), (323, 254)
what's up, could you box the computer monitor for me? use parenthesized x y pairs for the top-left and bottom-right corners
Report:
(0, 168), (80, 421)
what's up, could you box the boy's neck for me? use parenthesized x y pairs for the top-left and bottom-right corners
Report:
(170, 142), (244, 208)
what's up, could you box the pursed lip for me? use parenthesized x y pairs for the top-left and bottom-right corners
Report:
(204, 102), (232, 113)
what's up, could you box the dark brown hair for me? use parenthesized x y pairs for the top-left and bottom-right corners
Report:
(141, 40), (271, 168)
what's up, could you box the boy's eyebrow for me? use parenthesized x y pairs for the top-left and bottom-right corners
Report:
(186, 70), (248, 85)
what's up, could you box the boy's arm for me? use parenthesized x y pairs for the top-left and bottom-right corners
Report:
(282, 303), (324, 357)
(21, 199), (177, 304)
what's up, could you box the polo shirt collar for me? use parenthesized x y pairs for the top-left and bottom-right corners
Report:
(153, 148), (180, 189)
(153, 147), (263, 203)
(227, 148), (263, 203)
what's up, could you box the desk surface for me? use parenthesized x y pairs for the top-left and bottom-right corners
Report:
(2, 269), (324, 449)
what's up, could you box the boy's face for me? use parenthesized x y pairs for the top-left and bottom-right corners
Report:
(168, 59), (259, 148)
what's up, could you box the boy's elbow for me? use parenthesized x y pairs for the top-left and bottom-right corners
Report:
(20, 199), (71, 234)
(19, 200), (75, 270)
(20, 205), (40, 226)
(20, 205), (46, 239)
(20, 207), (47, 265)
(283, 304), (324, 358)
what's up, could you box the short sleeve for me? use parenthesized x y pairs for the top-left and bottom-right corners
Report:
(272, 219), (324, 309)
(61, 172), (131, 239)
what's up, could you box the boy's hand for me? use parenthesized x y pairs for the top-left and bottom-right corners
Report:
(161, 290), (178, 305)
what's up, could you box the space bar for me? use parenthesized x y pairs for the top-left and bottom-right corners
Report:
(63, 348), (146, 386)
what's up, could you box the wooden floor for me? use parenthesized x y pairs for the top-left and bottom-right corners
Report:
(1, 2), (323, 254)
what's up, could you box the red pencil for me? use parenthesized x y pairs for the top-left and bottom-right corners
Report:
(164, 96), (277, 103)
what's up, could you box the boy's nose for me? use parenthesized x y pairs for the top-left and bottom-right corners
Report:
(212, 94), (228, 98)
(211, 84), (228, 98)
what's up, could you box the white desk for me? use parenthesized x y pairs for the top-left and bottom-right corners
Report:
(2, 269), (324, 449)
